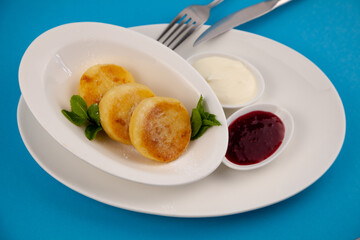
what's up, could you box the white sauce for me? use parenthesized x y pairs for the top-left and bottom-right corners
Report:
(192, 56), (257, 106)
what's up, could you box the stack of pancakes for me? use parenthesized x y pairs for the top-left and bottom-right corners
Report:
(79, 64), (191, 162)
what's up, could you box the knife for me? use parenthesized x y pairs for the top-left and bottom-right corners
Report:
(193, 0), (292, 46)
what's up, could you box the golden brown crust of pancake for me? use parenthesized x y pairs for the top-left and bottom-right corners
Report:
(129, 97), (191, 162)
(99, 83), (155, 145)
(79, 64), (135, 106)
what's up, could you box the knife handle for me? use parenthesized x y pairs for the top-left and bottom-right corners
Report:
(274, 0), (292, 8)
(207, 0), (224, 9)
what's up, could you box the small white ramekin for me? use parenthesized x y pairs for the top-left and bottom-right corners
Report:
(223, 103), (294, 170)
(187, 52), (265, 109)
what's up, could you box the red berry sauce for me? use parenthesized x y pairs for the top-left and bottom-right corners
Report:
(226, 111), (285, 165)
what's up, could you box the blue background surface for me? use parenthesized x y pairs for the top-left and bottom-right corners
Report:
(1, 0), (359, 239)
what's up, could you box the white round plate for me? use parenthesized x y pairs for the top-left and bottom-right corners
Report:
(17, 24), (346, 217)
(18, 22), (228, 186)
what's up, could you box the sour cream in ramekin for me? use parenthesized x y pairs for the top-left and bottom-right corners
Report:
(188, 52), (265, 108)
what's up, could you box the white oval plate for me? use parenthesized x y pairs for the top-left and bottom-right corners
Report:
(18, 22), (228, 186)
(17, 24), (345, 217)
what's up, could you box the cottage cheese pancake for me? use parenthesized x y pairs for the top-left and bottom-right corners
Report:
(99, 83), (155, 145)
(129, 97), (191, 162)
(79, 64), (135, 106)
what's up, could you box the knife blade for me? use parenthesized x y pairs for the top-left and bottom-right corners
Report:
(193, 0), (292, 46)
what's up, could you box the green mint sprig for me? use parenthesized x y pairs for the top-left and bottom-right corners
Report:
(61, 95), (103, 140)
(190, 95), (221, 140)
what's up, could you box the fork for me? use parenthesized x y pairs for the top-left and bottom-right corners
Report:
(157, 0), (224, 50)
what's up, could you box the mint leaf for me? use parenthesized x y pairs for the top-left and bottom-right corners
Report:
(190, 108), (202, 138)
(196, 95), (204, 109)
(190, 95), (221, 141)
(202, 119), (221, 126)
(88, 103), (101, 126)
(204, 112), (210, 119)
(62, 110), (87, 126)
(70, 95), (88, 120)
(191, 125), (210, 140)
(204, 114), (221, 126)
(62, 95), (103, 140)
(85, 124), (103, 140)
(208, 113), (217, 120)
(196, 95), (206, 119)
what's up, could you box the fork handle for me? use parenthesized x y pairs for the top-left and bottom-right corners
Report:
(207, 0), (224, 9)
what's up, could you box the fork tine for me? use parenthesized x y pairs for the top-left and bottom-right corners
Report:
(158, 1), (223, 49)
(171, 22), (200, 50)
(166, 18), (193, 46)
(157, 11), (185, 41)
(161, 15), (189, 44)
